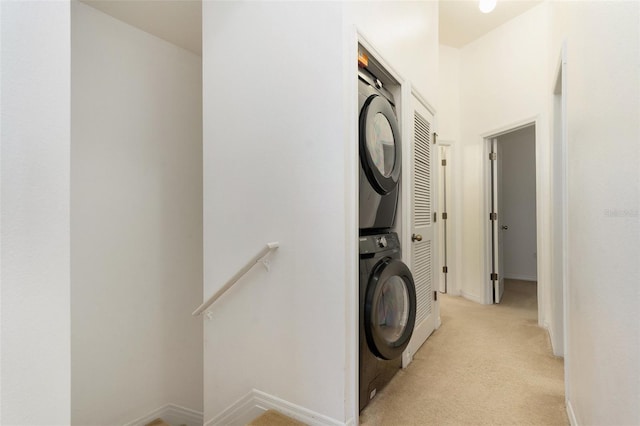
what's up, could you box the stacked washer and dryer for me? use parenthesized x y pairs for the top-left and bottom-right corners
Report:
(358, 57), (417, 412)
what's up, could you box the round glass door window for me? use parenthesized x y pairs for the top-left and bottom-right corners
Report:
(364, 258), (416, 360)
(375, 275), (410, 344)
(359, 95), (401, 195)
(366, 113), (396, 178)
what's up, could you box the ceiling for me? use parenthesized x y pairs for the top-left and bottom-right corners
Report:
(439, 0), (543, 47)
(80, 0), (544, 56)
(80, 0), (202, 55)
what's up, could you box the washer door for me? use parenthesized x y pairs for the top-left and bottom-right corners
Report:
(359, 94), (401, 195)
(364, 257), (416, 360)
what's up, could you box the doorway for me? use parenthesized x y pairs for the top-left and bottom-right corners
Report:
(487, 125), (538, 307)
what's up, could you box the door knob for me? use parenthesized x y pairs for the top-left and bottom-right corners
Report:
(501, 225), (509, 230)
(411, 233), (423, 242)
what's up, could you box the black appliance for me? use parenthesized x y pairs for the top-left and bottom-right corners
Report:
(358, 69), (401, 231)
(359, 232), (416, 411)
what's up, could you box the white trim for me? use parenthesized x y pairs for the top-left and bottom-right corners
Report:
(460, 290), (484, 304)
(566, 399), (578, 426)
(437, 140), (456, 297)
(557, 39), (571, 412)
(124, 404), (203, 426)
(206, 389), (349, 426)
(503, 273), (537, 282)
(345, 24), (359, 426)
(205, 391), (256, 426)
(480, 116), (538, 139)
(482, 137), (495, 305)
(542, 320), (563, 357)
(411, 86), (436, 117)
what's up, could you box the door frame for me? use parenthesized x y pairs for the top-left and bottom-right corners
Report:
(552, 40), (569, 389)
(482, 118), (542, 310)
(436, 141), (457, 296)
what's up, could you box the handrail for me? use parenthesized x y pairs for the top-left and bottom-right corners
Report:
(192, 242), (280, 317)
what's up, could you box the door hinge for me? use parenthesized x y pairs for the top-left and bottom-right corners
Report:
(442, 159), (447, 166)
(489, 152), (497, 161)
(443, 266), (448, 274)
(491, 273), (498, 281)
(433, 132), (438, 145)
(442, 212), (448, 220)
(433, 212), (437, 223)
(434, 290), (438, 301)
(490, 212), (497, 221)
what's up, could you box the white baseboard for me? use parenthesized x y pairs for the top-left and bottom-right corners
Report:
(503, 273), (537, 282)
(460, 290), (484, 304)
(542, 320), (564, 358)
(566, 399), (578, 426)
(206, 389), (350, 426)
(124, 403), (203, 426)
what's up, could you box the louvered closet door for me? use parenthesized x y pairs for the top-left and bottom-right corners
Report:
(404, 95), (437, 362)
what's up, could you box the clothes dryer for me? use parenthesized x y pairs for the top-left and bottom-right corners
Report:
(358, 69), (401, 231)
(359, 232), (416, 411)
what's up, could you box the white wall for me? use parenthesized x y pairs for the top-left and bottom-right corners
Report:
(344, 2), (439, 103)
(202, 2), (439, 423)
(498, 126), (537, 281)
(71, 3), (203, 424)
(1, 1), (71, 424)
(551, 2), (640, 424)
(203, 2), (348, 422)
(438, 46), (461, 143)
(456, 3), (551, 312)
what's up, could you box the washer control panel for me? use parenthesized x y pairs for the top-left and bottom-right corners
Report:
(359, 232), (400, 255)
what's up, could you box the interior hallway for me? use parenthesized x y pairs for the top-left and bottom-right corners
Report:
(360, 280), (568, 425)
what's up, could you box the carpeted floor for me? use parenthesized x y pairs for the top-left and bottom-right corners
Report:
(360, 280), (568, 425)
(248, 410), (306, 426)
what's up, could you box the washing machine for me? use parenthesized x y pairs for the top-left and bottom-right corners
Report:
(359, 232), (416, 411)
(358, 68), (402, 232)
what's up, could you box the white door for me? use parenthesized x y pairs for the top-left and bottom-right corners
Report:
(404, 95), (437, 364)
(491, 138), (505, 303)
(438, 145), (450, 293)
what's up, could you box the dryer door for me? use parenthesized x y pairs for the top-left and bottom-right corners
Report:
(364, 258), (416, 360)
(359, 95), (401, 195)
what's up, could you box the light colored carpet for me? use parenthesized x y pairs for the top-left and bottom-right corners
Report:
(144, 419), (171, 426)
(360, 280), (568, 426)
(247, 409), (307, 426)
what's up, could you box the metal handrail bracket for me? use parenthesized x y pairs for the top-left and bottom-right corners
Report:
(192, 242), (279, 317)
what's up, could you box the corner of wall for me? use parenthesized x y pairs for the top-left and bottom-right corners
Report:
(206, 390), (347, 426)
(566, 399), (578, 426)
(124, 404), (204, 426)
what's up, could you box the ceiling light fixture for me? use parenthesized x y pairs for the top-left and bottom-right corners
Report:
(479, 0), (497, 13)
